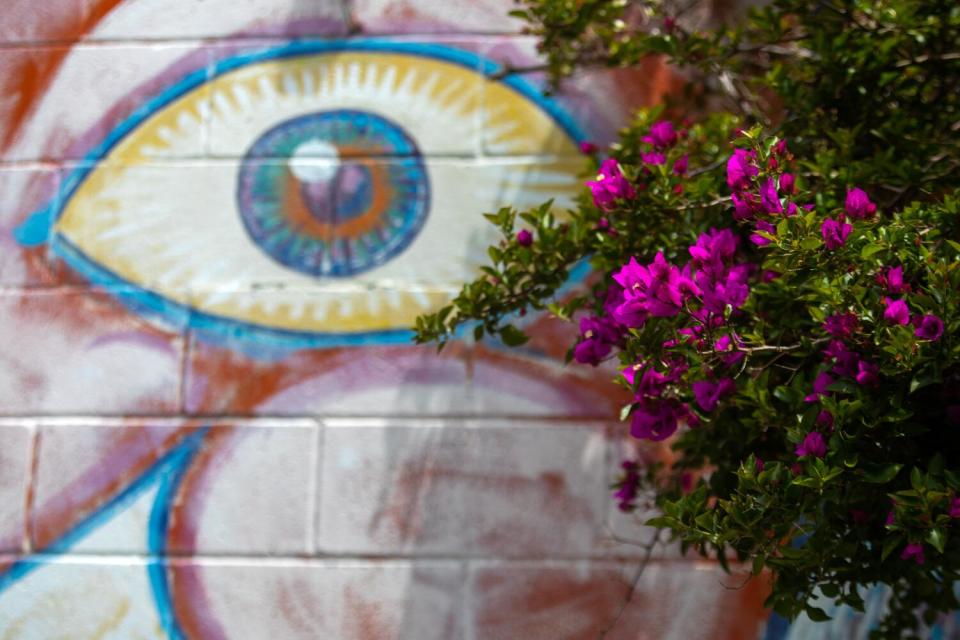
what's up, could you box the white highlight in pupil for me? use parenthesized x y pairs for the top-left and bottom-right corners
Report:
(289, 138), (340, 183)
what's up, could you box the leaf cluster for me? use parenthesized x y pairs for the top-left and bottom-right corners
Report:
(415, 1), (960, 635)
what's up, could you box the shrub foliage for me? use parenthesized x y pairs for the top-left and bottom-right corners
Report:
(415, 1), (960, 635)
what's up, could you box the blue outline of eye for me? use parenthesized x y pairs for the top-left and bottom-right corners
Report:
(15, 40), (590, 352)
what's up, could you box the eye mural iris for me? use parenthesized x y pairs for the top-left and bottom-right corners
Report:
(237, 110), (430, 277)
(16, 41), (586, 348)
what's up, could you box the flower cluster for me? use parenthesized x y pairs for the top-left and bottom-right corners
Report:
(571, 128), (957, 573)
(416, 107), (960, 636)
(880, 274), (944, 340)
(580, 227), (752, 440)
(586, 158), (635, 210)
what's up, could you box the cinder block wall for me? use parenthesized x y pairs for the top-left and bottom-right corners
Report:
(0, 1), (772, 637)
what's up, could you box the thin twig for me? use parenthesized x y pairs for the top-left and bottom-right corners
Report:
(597, 529), (665, 639)
(705, 337), (830, 355)
(489, 54), (610, 80)
(895, 52), (960, 68)
(676, 195), (731, 210)
(688, 157), (726, 178)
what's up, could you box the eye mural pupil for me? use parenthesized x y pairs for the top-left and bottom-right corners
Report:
(236, 109), (430, 277)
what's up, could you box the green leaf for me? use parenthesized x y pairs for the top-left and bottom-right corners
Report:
(695, 512), (715, 529)
(498, 325), (529, 346)
(821, 467), (843, 483)
(820, 583), (840, 598)
(929, 454), (944, 476)
(805, 606), (831, 622)
(800, 237), (823, 250)
(911, 467), (924, 492)
(882, 535), (904, 561)
(792, 476), (821, 489)
(716, 546), (730, 572)
(645, 516), (680, 529)
(927, 528), (946, 554)
(861, 243), (885, 259)
(910, 369), (941, 393)
(862, 464), (903, 484)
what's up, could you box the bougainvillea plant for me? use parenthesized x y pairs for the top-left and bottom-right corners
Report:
(415, 0), (960, 636)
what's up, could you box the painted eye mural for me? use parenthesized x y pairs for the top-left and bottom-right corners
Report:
(17, 41), (586, 347)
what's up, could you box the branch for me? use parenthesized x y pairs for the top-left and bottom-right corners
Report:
(895, 52), (960, 68)
(676, 195), (730, 210)
(598, 529), (664, 639)
(707, 337), (830, 355)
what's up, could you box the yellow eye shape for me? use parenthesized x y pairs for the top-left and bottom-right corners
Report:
(19, 42), (586, 347)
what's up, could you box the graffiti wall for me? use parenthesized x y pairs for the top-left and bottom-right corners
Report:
(0, 0), (826, 637)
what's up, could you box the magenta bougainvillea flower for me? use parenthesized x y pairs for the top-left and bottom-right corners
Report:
(516, 229), (533, 247)
(823, 312), (859, 339)
(731, 193), (757, 220)
(713, 333), (746, 366)
(613, 460), (641, 512)
(914, 314), (944, 341)
(572, 315), (621, 365)
(572, 336), (609, 365)
(805, 372), (834, 402)
(713, 333), (738, 353)
(884, 298), (911, 325)
(611, 257), (652, 322)
(673, 154), (689, 176)
(579, 141), (598, 154)
(949, 498), (960, 519)
(821, 217), (852, 249)
(689, 228), (739, 268)
(856, 360), (880, 386)
(630, 399), (689, 441)
(901, 543), (925, 565)
(824, 339), (860, 377)
(698, 264), (750, 313)
(796, 431), (827, 458)
(845, 187), (877, 219)
(779, 173), (795, 195)
(638, 367), (674, 399)
(750, 220), (776, 246)
(612, 252), (696, 321)
(727, 149), (758, 191)
(816, 410), (834, 430)
(760, 178), (784, 214)
(692, 378), (736, 412)
(587, 158), (635, 210)
(623, 359), (688, 388)
(643, 120), (678, 148)
(642, 151), (667, 166)
(883, 265), (906, 294)
(749, 222), (775, 247)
